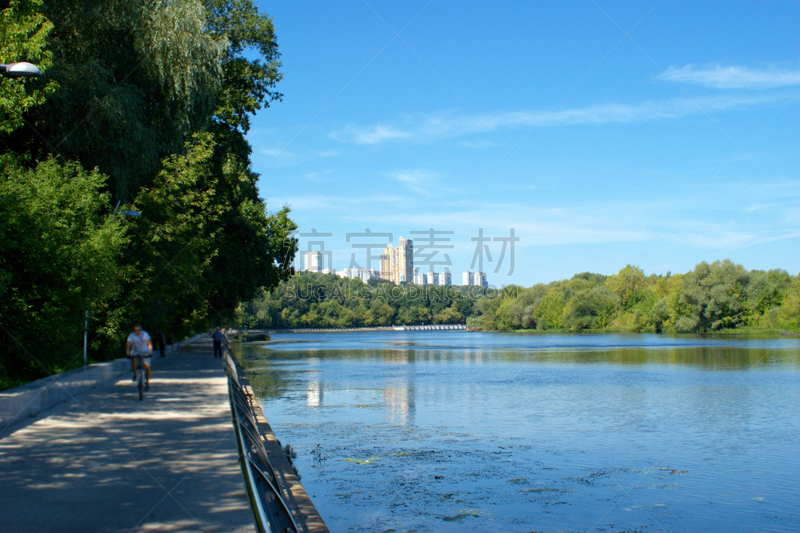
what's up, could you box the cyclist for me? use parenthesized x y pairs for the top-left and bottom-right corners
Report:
(127, 323), (153, 391)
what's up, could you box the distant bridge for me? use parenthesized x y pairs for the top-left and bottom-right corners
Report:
(393, 324), (467, 331)
(254, 324), (468, 334)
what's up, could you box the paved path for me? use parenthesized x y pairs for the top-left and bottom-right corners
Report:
(0, 340), (255, 533)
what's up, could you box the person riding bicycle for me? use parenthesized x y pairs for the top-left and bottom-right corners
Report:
(127, 323), (153, 391)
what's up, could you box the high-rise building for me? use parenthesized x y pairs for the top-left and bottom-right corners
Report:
(337, 268), (380, 283)
(304, 250), (322, 272)
(425, 271), (438, 286)
(380, 237), (413, 284)
(415, 270), (427, 284)
(463, 271), (487, 287)
(437, 271), (452, 286)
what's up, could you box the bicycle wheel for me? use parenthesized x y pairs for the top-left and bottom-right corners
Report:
(138, 372), (144, 401)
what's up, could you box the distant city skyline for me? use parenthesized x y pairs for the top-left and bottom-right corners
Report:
(250, 1), (800, 285)
(301, 236), (489, 286)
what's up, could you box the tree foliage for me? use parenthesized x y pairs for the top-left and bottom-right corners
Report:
(236, 273), (488, 329)
(468, 261), (799, 333)
(0, 0), (57, 134)
(0, 155), (127, 383)
(1, 0), (294, 387)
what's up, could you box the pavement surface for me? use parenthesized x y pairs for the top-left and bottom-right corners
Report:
(0, 340), (255, 533)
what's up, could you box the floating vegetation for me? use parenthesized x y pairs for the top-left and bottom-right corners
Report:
(506, 478), (527, 484)
(345, 456), (382, 465)
(283, 443), (297, 462)
(442, 512), (480, 522)
(311, 444), (326, 465)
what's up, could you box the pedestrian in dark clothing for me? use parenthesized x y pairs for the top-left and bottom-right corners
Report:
(155, 329), (167, 358)
(211, 327), (226, 358)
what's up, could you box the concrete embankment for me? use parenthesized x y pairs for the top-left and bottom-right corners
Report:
(0, 338), (328, 532)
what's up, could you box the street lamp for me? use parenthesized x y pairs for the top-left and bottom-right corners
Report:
(0, 62), (42, 78)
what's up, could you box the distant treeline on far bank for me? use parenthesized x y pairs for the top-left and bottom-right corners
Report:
(235, 260), (799, 334)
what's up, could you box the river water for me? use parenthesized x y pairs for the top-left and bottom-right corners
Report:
(234, 331), (800, 532)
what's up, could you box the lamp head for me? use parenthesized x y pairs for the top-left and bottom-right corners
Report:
(0, 62), (42, 78)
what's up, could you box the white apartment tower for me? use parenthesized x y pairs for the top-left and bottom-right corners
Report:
(304, 250), (322, 272)
(463, 271), (487, 287)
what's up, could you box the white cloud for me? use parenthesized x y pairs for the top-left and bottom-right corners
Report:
(393, 169), (442, 195)
(253, 147), (340, 166)
(658, 64), (800, 89)
(339, 125), (412, 144)
(333, 93), (786, 144)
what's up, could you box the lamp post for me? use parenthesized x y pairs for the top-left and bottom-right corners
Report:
(0, 62), (42, 79)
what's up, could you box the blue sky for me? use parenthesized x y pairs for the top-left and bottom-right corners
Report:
(247, 0), (799, 287)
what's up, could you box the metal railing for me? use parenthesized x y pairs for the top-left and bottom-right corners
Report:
(223, 346), (299, 533)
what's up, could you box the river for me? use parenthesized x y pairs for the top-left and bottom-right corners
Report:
(233, 331), (800, 532)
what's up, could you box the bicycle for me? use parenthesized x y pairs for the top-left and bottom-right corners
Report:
(130, 354), (150, 400)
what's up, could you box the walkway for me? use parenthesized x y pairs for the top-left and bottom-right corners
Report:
(0, 340), (255, 533)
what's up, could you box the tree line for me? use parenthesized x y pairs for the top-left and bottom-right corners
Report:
(235, 272), (491, 329)
(236, 260), (799, 334)
(1, 0), (296, 388)
(469, 261), (799, 333)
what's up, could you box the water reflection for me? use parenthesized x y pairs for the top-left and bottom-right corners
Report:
(307, 380), (323, 406)
(382, 382), (415, 425)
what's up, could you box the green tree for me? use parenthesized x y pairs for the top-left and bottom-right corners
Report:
(0, 0), (56, 134)
(679, 260), (749, 332)
(0, 156), (126, 383)
(607, 264), (646, 311)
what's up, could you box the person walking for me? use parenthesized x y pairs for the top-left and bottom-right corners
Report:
(154, 329), (167, 358)
(126, 324), (153, 390)
(211, 327), (226, 358)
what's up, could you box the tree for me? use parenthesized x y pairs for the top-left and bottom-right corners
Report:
(0, 156), (126, 383)
(0, 0), (56, 134)
(607, 264), (646, 311)
(534, 290), (565, 330)
(680, 260), (749, 332)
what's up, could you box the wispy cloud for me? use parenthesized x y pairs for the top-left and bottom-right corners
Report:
(393, 169), (441, 195)
(658, 64), (800, 89)
(337, 125), (412, 144)
(254, 147), (341, 165)
(332, 93), (786, 144)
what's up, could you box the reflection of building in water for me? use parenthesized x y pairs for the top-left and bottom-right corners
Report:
(307, 380), (324, 406)
(383, 381), (416, 425)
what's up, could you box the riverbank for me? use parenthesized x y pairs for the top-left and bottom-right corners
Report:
(495, 327), (800, 337)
